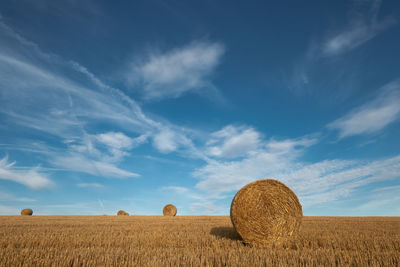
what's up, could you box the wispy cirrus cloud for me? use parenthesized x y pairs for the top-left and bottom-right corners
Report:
(328, 80), (400, 138)
(51, 154), (140, 178)
(161, 186), (189, 194)
(322, 0), (396, 56)
(0, 17), (202, 181)
(27, 131), (143, 179)
(355, 185), (400, 215)
(77, 183), (104, 189)
(0, 156), (53, 190)
(191, 125), (400, 212)
(195, 151), (400, 210)
(0, 190), (36, 202)
(127, 41), (225, 101)
(194, 128), (317, 195)
(289, 0), (396, 97)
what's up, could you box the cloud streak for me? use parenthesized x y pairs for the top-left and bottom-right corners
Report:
(322, 0), (396, 56)
(328, 80), (400, 138)
(77, 183), (104, 189)
(289, 0), (396, 97)
(0, 156), (53, 190)
(0, 18), (203, 180)
(193, 125), (400, 210)
(51, 154), (139, 178)
(0, 190), (36, 202)
(128, 41), (225, 100)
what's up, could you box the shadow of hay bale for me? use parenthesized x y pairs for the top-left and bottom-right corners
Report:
(210, 226), (242, 241)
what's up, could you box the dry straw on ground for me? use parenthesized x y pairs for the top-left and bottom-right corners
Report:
(20, 209), (33, 216)
(1, 216), (399, 266)
(117, 210), (129, 216)
(163, 204), (177, 216)
(230, 179), (303, 246)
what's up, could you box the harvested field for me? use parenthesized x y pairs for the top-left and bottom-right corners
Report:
(0, 216), (399, 266)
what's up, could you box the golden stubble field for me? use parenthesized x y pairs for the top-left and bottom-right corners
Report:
(0, 216), (399, 266)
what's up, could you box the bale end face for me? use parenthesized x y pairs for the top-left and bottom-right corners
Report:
(163, 204), (177, 216)
(117, 210), (129, 216)
(230, 179), (302, 246)
(21, 209), (33, 216)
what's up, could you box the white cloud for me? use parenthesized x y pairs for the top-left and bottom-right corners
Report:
(96, 132), (134, 150)
(153, 129), (178, 153)
(51, 154), (139, 178)
(161, 186), (189, 194)
(282, 156), (400, 204)
(328, 80), (400, 138)
(77, 183), (104, 188)
(289, 0), (396, 95)
(195, 151), (400, 208)
(322, 0), (396, 56)
(206, 125), (261, 158)
(0, 19), (204, 180)
(194, 149), (297, 195)
(129, 41), (225, 100)
(94, 132), (148, 160)
(0, 156), (53, 190)
(266, 137), (317, 155)
(190, 201), (224, 214)
(372, 184), (400, 192)
(0, 16), (159, 137)
(0, 190), (36, 202)
(195, 127), (318, 194)
(193, 124), (400, 209)
(355, 186), (400, 215)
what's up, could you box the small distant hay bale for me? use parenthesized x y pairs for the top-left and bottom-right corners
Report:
(21, 208), (33, 216)
(163, 204), (177, 216)
(117, 210), (129, 216)
(230, 179), (302, 246)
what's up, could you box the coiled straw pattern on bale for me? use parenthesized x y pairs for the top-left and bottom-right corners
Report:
(230, 179), (302, 246)
(21, 209), (33, 216)
(163, 204), (177, 216)
(117, 210), (129, 216)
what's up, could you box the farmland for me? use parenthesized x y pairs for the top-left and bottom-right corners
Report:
(0, 216), (399, 266)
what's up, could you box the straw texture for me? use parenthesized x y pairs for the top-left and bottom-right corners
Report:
(230, 179), (302, 246)
(163, 204), (177, 216)
(21, 209), (33, 216)
(117, 210), (129, 216)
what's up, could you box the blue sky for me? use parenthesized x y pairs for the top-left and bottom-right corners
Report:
(0, 0), (399, 215)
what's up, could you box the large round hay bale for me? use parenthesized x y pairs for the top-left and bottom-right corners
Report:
(163, 204), (177, 216)
(117, 210), (129, 216)
(230, 179), (302, 246)
(21, 208), (33, 216)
